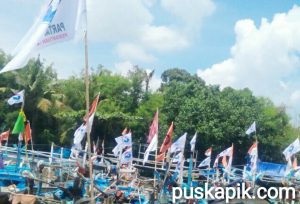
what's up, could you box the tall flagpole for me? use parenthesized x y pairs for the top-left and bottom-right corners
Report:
(84, 29), (95, 203)
(16, 93), (25, 171)
(154, 108), (158, 189)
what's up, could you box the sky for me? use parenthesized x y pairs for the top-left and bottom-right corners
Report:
(1, 0), (300, 124)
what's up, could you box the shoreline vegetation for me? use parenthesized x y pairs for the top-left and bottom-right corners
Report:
(0, 50), (297, 165)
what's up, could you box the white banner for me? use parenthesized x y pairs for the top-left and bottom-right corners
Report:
(1, 0), (86, 74)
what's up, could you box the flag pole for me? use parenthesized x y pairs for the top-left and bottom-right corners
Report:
(83, 30), (95, 203)
(154, 108), (158, 189)
(16, 92), (25, 171)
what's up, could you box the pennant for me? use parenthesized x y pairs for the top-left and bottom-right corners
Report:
(156, 152), (165, 162)
(143, 134), (158, 165)
(0, 130), (10, 142)
(205, 147), (212, 157)
(214, 145), (233, 169)
(122, 127), (128, 135)
(160, 122), (173, 153)
(83, 94), (100, 131)
(12, 111), (26, 134)
(283, 138), (300, 161)
(7, 90), (25, 105)
(147, 110), (158, 143)
(293, 157), (298, 170)
(170, 132), (187, 153)
(24, 121), (32, 144)
(73, 94), (100, 146)
(198, 157), (211, 167)
(120, 148), (133, 164)
(190, 132), (197, 152)
(0, 0), (86, 74)
(246, 122), (256, 135)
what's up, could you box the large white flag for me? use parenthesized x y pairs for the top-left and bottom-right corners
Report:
(246, 122), (256, 135)
(170, 133), (187, 153)
(283, 138), (300, 161)
(143, 134), (158, 165)
(0, 0), (86, 74)
(198, 157), (211, 167)
(7, 90), (25, 105)
(190, 132), (197, 152)
(120, 148), (133, 164)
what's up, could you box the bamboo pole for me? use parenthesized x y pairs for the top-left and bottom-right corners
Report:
(84, 30), (95, 203)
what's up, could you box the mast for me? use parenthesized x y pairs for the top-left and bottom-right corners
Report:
(154, 108), (158, 189)
(84, 29), (95, 203)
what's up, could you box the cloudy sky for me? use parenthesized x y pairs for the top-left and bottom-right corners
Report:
(1, 0), (300, 123)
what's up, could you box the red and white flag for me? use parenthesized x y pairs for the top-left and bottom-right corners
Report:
(147, 110), (158, 143)
(24, 121), (32, 144)
(83, 94), (100, 126)
(122, 127), (128, 135)
(0, 130), (10, 142)
(159, 122), (173, 154)
(214, 145), (233, 171)
(205, 147), (212, 157)
(73, 94), (100, 146)
(247, 142), (258, 173)
(293, 156), (298, 170)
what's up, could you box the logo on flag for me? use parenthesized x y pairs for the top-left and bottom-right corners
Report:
(43, 0), (61, 22)
(8, 90), (24, 105)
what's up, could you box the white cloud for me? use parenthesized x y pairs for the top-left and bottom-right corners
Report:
(86, 0), (215, 63)
(148, 73), (162, 91)
(86, 0), (153, 43)
(114, 60), (161, 91)
(141, 25), (189, 51)
(114, 61), (134, 76)
(161, 0), (215, 32)
(116, 43), (156, 63)
(197, 6), (300, 121)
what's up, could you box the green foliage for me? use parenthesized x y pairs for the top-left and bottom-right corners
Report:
(0, 53), (297, 164)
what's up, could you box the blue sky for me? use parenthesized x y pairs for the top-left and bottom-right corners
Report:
(1, 0), (300, 123)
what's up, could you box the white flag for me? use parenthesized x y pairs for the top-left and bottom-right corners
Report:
(143, 134), (158, 165)
(246, 122), (256, 135)
(121, 133), (132, 147)
(170, 133), (187, 153)
(198, 157), (211, 167)
(214, 146), (233, 168)
(218, 146), (233, 157)
(7, 90), (25, 105)
(190, 132), (197, 152)
(172, 152), (183, 163)
(121, 148), (133, 164)
(0, 0), (86, 74)
(283, 138), (300, 161)
(73, 123), (86, 145)
(112, 144), (122, 157)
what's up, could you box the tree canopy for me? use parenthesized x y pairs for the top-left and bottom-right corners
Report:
(0, 51), (297, 164)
